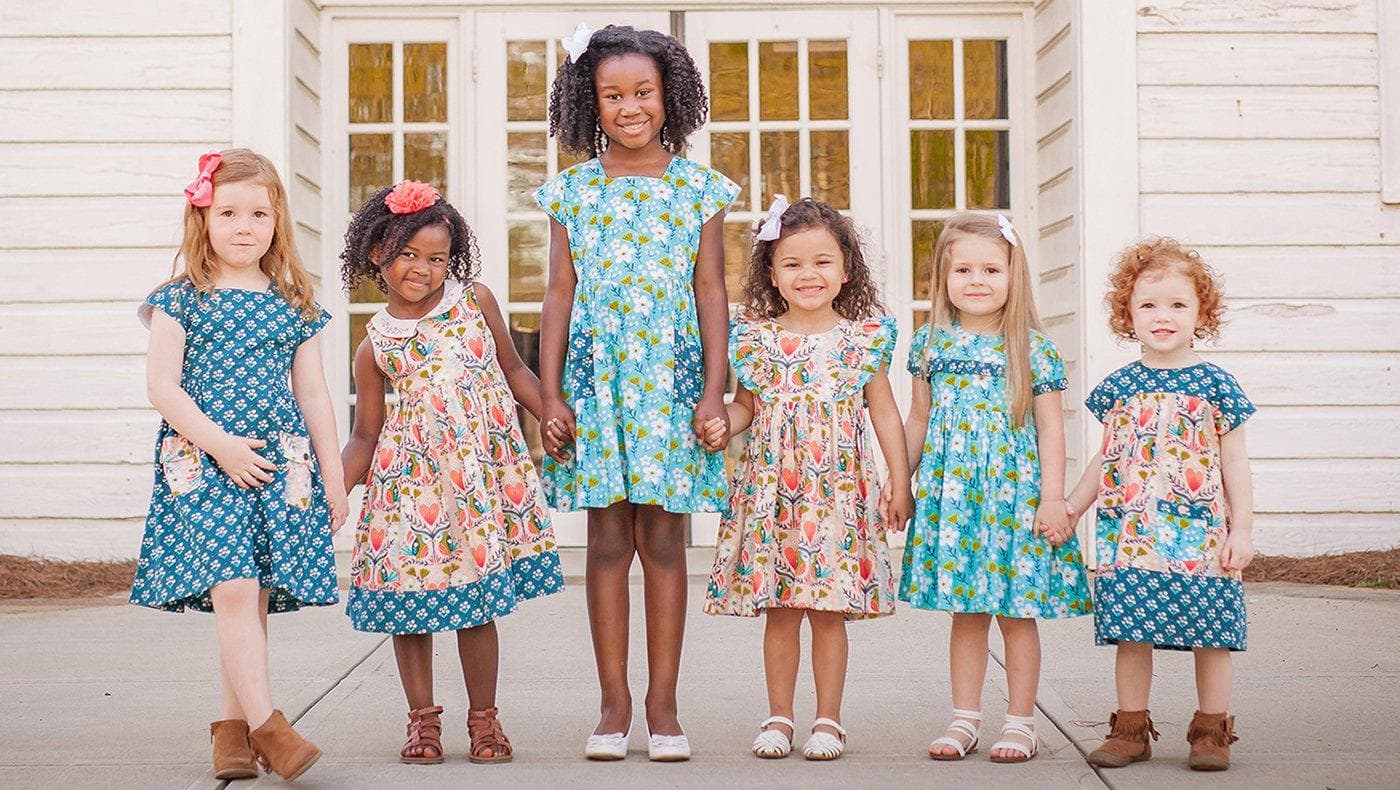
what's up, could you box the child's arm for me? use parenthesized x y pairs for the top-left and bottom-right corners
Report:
(866, 369), (914, 530)
(1032, 390), (1071, 545)
(341, 337), (388, 496)
(1218, 427), (1255, 573)
(538, 217), (577, 462)
(291, 334), (348, 533)
(902, 377), (932, 476)
(1066, 423), (1110, 522)
(146, 309), (277, 489)
(474, 282), (545, 420)
(691, 211), (732, 443)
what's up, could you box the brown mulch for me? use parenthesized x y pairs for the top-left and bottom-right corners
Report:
(1245, 548), (1400, 590)
(0, 555), (136, 600)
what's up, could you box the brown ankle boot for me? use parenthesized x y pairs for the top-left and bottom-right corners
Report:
(249, 710), (322, 780)
(1186, 711), (1237, 771)
(1087, 709), (1159, 768)
(211, 719), (259, 780)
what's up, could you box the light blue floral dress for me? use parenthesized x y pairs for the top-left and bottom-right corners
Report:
(899, 323), (1092, 619)
(533, 156), (739, 514)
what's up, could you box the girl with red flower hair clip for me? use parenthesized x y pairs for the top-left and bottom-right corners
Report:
(339, 180), (565, 765)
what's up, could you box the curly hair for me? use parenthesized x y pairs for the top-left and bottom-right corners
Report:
(547, 25), (708, 158)
(339, 185), (479, 295)
(741, 198), (885, 321)
(1106, 236), (1225, 341)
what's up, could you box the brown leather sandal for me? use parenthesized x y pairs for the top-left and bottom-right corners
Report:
(401, 706), (446, 765)
(1186, 710), (1238, 771)
(467, 706), (513, 764)
(210, 719), (259, 780)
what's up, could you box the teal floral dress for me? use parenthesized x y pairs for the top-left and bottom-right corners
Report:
(899, 323), (1092, 619)
(533, 157), (739, 514)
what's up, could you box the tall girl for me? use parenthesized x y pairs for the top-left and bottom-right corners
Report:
(535, 24), (738, 761)
(704, 198), (912, 761)
(1066, 238), (1254, 772)
(130, 149), (345, 781)
(901, 212), (1091, 763)
(340, 181), (564, 765)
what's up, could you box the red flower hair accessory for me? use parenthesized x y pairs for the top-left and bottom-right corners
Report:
(385, 180), (440, 214)
(184, 151), (221, 207)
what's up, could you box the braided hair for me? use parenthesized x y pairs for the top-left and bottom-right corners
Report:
(339, 185), (479, 294)
(547, 25), (709, 158)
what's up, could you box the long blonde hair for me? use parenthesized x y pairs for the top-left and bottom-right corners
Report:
(157, 148), (318, 318)
(926, 212), (1043, 426)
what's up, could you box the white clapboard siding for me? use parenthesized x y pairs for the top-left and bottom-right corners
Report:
(1198, 246), (1400, 299)
(0, 519), (146, 561)
(0, 143), (226, 198)
(0, 37), (231, 90)
(1135, 0), (1376, 33)
(1035, 76), (1075, 142)
(1139, 86), (1378, 139)
(0, 464), (151, 519)
(1253, 459), (1399, 513)
(1141, 139), (1381, 193)
(0, 411), (158, 464)
(1247, 406), (1400, 460)
(289, 0), (324, 283)
(0, 357), (147, 410)
(1255, 514), (1400, 557)
(0, 249), (176, 303)
(1212, 299), (1400, 353)
(1035, 24), (1073, 96)
(0, 2), (230, 37)
(1037, 265), (1078, 322)
(1207, 352), (1399, 406)
(0, 90), (232, 143)
(1141, 193), (1400, 246)
(1038, 121), (1074, 186)
(1038, 168), (1076, 228)
(0, 303), (148, 356)
(1037, 218), (1077, 274)
(0, 196), (185, 249)
(1138, 32), (1378, 86)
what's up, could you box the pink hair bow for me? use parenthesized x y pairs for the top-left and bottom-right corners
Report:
(184, 152), (221, 207)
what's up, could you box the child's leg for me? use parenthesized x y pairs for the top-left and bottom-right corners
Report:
(929, 612), (992, 757)
(991, 615), (1041, 760)
(808, 611), (848, 736)
(456, 622), (500, 710)
(392, 634), (435, 709)
(1192, 647), (1232, 713)
(210, 579), (274, 728)
(1116, 641), (1154, 710)
(761, 609), (803, 739)
(586, 502), (637, 734)
(218, 588), (270, 720)
(634, 504), (688, 736)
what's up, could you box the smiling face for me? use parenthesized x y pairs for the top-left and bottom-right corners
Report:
(594, 52), (667, 150)
(379, 222), (452, 305)
(206, 180), (276, 273)
(943, 236), (1011, 324)
(770, 226), (846, 315)
(1130, 268), (1200, 357)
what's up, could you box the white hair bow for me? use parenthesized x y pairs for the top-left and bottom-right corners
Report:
(755, 195), (790, 241)
(561, 23), (594, 63)
(997, 214), (1018, 247)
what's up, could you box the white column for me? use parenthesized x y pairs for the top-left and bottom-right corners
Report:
(232, 0), (292, 177)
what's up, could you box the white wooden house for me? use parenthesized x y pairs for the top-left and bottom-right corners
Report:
(2, 0), (1397, 559)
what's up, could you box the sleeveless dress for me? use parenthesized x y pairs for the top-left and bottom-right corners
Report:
(1086, 361), (1254, 651)
(532, 156), (740, 514)
(346, 280), (563, 634)
(705, 316), (898, 619)
(129, 280), (338, 614)
(900, 323), (1092, 619)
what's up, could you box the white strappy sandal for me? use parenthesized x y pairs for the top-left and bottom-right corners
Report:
(751, 715), (795, 759)
(801, 718), (846, 761)
(584, 726), (630, 761)
(989, 715), (1038, 763)
(647, 729), (691, 762)
(928, 709), (981, 760)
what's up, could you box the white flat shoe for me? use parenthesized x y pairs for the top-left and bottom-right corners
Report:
(752, 715), (795, 759)
(585, 726), (630, 761)
(647, 729), (691, 762)
(802, 718), (847, 761)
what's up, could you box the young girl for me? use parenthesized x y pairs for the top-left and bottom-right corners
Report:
(1066, 238), (1254, 772)
(703, 197), (912, 761)
(901, 212), (1092, 763)
(340, 180), (564, 765)
(534, 23), (737, 761)
(130, 149), (345, 782)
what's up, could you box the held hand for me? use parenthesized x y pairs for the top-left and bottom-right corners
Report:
(1065, 500), (1083, 526)
(328, 489), (349, 534)
(881, 482), (914, 532)
(692, 395), (729, 452)
(1220, 530), (1255, 573)
(210, 436), (278, 490)
(699, 418), (729, 452)
(1034, 500), (1072, 546)
(542, 398), (576, 463)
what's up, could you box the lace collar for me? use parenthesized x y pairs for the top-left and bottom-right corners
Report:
(368, 279), (466, 338)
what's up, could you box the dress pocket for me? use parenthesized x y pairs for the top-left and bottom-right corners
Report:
(159, 434), (206, 495)
(280, 431), (314, 509)
(1149, 500), (1213, 563)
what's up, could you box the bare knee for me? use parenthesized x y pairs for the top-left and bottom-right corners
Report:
(209, 578), (259, 611)
(634, 507), (686, 571)
(996, 615), (1038, 638)
(806, 610), (845, 634)
(588, 506), (637, 568)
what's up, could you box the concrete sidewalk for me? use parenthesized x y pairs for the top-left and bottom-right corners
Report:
(2, 557), (1397, 789)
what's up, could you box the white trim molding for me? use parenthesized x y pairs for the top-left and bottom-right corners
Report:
(232, 0), (293, 175)
(1381, 0), (1400, 204)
